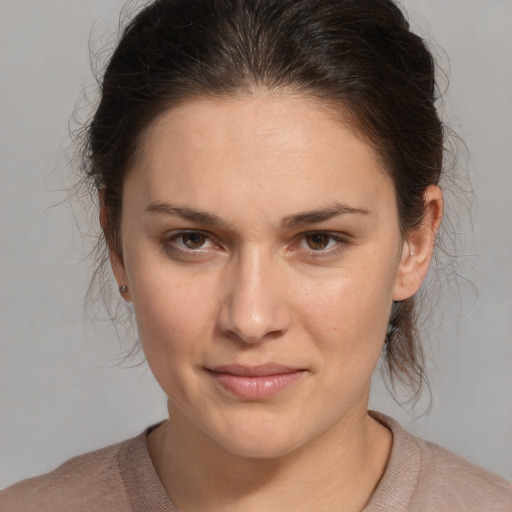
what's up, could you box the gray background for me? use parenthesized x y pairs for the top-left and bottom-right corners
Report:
(1, 0), (511, 488)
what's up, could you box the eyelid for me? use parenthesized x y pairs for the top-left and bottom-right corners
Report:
(164, 229), (219, 251)
(161, 228), (350, 258)
(294, 230), (350, 256)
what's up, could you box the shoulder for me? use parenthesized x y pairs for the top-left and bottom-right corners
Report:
(412, 435), (512, 510)
(0, 435), (140, 511)
(367, 412), (512, 512)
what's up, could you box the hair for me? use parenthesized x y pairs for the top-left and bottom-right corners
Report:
(81, 0), (447, 398)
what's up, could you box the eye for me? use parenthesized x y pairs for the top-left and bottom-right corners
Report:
(180, 232), (208, 249)
(302, 232), (340, 251)
(167, 231), (214, 251)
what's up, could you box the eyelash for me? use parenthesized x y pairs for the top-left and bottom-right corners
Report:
(164, 231), (218, 254)
(297, 231), (347, 256)
(163, 230), (348, 258)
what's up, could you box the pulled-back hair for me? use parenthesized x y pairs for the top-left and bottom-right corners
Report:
(83, 0), (446, 397)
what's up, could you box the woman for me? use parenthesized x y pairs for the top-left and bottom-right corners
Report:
(1, 0), (510, 510)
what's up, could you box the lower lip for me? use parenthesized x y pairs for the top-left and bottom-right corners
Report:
(209, 371), (306, 400)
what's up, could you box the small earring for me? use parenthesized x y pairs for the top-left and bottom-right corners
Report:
(119, 285), (128, 294)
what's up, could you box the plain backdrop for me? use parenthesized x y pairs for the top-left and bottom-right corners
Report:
(1, 0), (511, 488)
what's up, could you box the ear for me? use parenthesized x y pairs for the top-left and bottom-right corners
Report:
(99, 195), (132, 302)
(393, 185), (443, 301)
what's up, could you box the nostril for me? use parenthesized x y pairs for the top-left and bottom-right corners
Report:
(216, 254), (291, 343)
(217, 297), (291, 344)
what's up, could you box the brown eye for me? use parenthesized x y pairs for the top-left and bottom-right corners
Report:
(181, 232), (208, 249)
(305, 233), (331, 250)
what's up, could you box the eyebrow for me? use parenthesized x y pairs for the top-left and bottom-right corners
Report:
(280, 203), (370, 228)
(145, 202), (231, 228)
(144, 201), (369, 229)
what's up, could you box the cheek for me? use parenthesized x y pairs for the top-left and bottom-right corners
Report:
(295, 262), (395, 369)
(127, 262), (217, 378)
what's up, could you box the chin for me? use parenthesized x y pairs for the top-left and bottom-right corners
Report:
(214, 431), (304, 460)
(202, 412), (314, 460)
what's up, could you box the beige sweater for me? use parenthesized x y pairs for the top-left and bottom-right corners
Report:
(1, 413), (510, 511)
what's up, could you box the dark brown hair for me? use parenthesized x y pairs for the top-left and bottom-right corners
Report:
(83, 0), (446, 397)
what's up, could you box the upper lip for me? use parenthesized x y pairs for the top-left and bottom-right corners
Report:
(208, 364), (302, 377)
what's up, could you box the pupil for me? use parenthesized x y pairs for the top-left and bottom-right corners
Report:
(308, 234), (329, 250)
(184, 233), (205, 248)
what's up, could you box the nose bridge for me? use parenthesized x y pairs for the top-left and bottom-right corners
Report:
(218, 244), (290, 343)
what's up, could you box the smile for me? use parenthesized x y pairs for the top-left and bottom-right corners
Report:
(207, 364), (307, 400)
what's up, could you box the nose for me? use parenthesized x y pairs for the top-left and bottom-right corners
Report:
(217, 248), (291, 344)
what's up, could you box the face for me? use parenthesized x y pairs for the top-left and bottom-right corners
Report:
(111, 94), (432, 458)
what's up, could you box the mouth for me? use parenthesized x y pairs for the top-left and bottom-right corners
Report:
(206, 364), (307, 400)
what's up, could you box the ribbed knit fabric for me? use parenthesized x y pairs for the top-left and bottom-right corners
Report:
(366, 412), (512, 511)
(1, 412), (510, 511)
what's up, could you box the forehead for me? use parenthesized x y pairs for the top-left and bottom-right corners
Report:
(126, 93), (395, 220)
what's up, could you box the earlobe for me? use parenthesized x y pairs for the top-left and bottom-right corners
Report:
(99, 197), (132, 302)
(108, 250), (132, 302)
(393, 185), (443, 301)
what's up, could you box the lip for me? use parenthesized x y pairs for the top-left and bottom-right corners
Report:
(207, 364), (306, 400)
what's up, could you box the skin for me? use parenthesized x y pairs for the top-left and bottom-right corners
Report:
(107, 93), (443, 512)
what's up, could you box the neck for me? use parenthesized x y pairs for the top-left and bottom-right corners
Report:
(148, 402), (392, 512)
